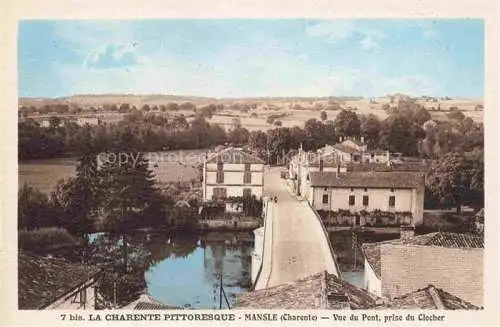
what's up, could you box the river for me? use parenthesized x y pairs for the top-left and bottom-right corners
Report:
(89, 231), (254, 309)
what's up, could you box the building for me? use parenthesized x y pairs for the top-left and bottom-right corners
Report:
(76, 116), (100, 126)
(18, 253), (102, 310)
(236, 271), (381, 309)
(326, 137), (390, 164)
(304, 170), (425, 226)
(361, 231), (484, 306)
(202, 147), (265, 202)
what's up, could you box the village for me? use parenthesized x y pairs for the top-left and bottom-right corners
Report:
(14, 19), (485, 314)
(18, 134), (484, 310)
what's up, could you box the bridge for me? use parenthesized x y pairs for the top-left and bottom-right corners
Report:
(252, 167), (341, 290)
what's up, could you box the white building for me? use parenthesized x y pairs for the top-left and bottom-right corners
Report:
(304, 170), (425, 226)
(202, 147), (265, 201)
(361, 231), (484, 307)
(76, 116), (100, 126)
(327, 137), (390, 164)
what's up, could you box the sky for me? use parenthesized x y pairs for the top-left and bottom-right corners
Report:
(18, 19), (484, 98)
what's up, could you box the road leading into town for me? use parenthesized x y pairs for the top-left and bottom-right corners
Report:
(260, 167), (339, 289)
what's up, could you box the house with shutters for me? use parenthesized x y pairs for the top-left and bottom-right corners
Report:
(202, 147), (265, 202)
(303, 169), (425, 226)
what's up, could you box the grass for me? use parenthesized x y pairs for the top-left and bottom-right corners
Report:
(18, 227), (80, 252)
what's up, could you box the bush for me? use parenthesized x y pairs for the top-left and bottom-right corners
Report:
(19, 227), (79, 252)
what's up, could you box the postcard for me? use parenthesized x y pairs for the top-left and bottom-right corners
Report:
(1, 0), (499, 326)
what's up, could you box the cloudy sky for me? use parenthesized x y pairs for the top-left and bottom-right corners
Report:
(18, 19), (484, 98)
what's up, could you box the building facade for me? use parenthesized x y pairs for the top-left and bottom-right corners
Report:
(361, 231), (484, 306)
(202, 147), (265, 202)
(304, 170), (425, 226)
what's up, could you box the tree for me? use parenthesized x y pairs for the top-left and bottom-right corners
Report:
(320, 111), (327, 121)
(380, 114), (418, 156)
(231, 117), (242, 129)
(413, 107), (432, 126)
(99, 136), (164, 231)
(178, 102), (195, 111)
(141, 104), (151, 112)
(447, 110), (465, 121)
(273, 120), (283, 127)
(227, 126), (250, 146)
(333, 110), (361, 137)
(360, 114), (381, 148)
(426, 153), (476, 213)
(18, 184), (57, 229)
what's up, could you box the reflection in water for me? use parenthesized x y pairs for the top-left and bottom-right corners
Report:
(90, 231), (253, 309)
(145, 232), (253, 309)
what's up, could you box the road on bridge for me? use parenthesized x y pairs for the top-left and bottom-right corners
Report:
(262, 167), (334, 288)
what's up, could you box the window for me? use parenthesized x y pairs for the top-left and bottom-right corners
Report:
(350, 188), (354, 192)
(363, 195), (369, 206)
(213, 187), (227, 199)
(349, 195), (355, 206)
(216, 162), (224, 183)
(389, 196), (396, 207)
(364, 188), (368, 192)
(243, 188), (252, 198)
(390, 188), (394, 192)
(322, 194), (329, 204)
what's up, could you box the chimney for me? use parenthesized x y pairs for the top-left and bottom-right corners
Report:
(400, 224), (415, 241)
(336, 164), (341, 177)
(319, 159), (324, 172)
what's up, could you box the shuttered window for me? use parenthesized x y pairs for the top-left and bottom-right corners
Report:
(362, 195), (369, 206)
(389, 196), (396, 207)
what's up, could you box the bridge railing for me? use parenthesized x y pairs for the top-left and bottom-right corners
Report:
(251, 197), (270, 290)
(307, 201), (343, 279)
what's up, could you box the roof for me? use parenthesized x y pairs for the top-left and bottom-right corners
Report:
(332, 143), (360, 154)
(376, 285), (480, 310)
(362, 232), (484, 278)
(205, 147), (265, 164)
(309, 153), (343, 167)
(123, 294), (181, 310)
(235, 271), (380, 309)
(342, 138), (366, 147)
(18, 252), (101, 309)
(346, 162), (429, 173)
(309, 171), (425, 189)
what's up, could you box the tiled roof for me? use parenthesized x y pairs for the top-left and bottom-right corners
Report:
(123, 294), (181, 310)
(18, 252), (101, 309)
(235, 271), (380, 309)
(361, 232), (484, 278)
(345, 162), (429, 173)
(309, 171), (425, 189)
(332, 143), (360, 154)
(376, 285), (480, 310)
(205, 147), (265, 164)
(309, 153), (343, 167)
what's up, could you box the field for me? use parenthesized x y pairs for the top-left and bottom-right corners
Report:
(19, 150), (205, 194)
(20, 94), (484, 132)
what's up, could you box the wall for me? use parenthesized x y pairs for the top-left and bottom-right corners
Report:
(251, 227), (264, 284)
(205, 185), (263, 200)
(45, 279), (97, 309)
(312, 187), (414, 213)
(411, 186), (425, 225)
(381, 245), (483, 306)
(364, 259), (382, 297)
